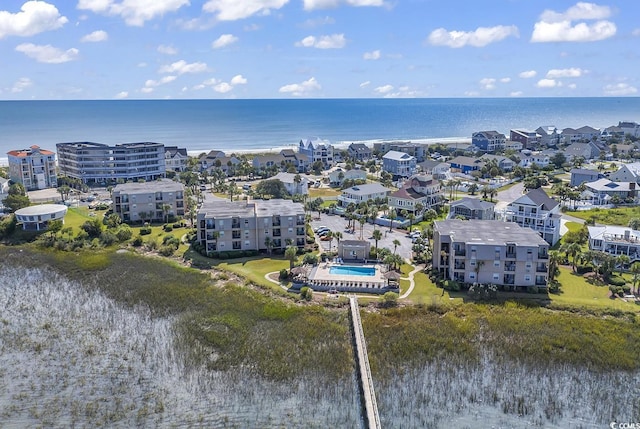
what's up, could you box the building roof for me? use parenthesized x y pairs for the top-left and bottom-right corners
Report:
(390, 186), (424, 201)
(434, 219), (548, 246)
(7, 145), (55, 157)
(383, 150), (415, 161)
(349, 143), (370, 152)
(165, 146), (187, 157)
(280, 149), (296, 157)
(15, 204), (68, 217)
(272, 172), (308, 185)
(254, 199), (305, 216)
(473, 130), (505, 139)
(450, 197), (495, 210)
(342, 183), (391, 195)
(586, 178), (635, 192)
(570, 168), (600, 175)
(449, 156), (483, 167)
(114, 178), (184, 193)
(588, 225), (640, 242)
(518, 188), (559, 211)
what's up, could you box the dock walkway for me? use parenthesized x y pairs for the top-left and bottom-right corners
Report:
(349, 295), (381, 429)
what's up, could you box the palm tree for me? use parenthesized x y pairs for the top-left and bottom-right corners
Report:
(414, 202), (425, 220)
(333, 231), (342, 250)
(440, 250), (449, 277)
(630, 262), (640, 294)
(548, 251), (562, 283)
(407, 213), (416, 232)
(372, 229), (382, 255)
(359, 216), (366, 240)
(162, 204), (171, 224)
(264, 236), (273, 256)
(616, 254), (630, 275)
(561, 242), (582, 272)
(294, 174), (302, 195)
(227, 183), (236, 201)
(285, 246), (298, 271)
(369, 206), (379, 230)
(388, 209), (397, 232)
(392, 239), (401, 256)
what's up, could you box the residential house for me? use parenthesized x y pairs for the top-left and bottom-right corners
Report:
(618, 121), (640, 138)
(56, 141), (166, 184)
(7, 145), (57, 190)
(510, 129), (541, 149)
(418, 159), (450, 179)
(518, 151), (550, 168)
(252, 153), (287, 172)
(205, 155), (241, 177)
(471, 131), (506, 152)
(570, 168), (602, 187)
(338, 183), (391, 207)
(382, 150), (417, 178)
(280, 149), (310, 172)
(388, 174), (443, 215)
(609, 162), (640, 184)
(563, 142), (602, 161)
(197, 199), (307, 253)
(449, 156), (485, 174)
(562, 126), (600, 143)
(113, 179), (185, 223)
(502, 188), (561, 245)
(347, 143), (372, 161)
(329, 168), (367, 187)
(298, 137), (334, 169)
(613, 143), (639, 158)
(504, 140), (524, 151)
(535, 125), (563, 147)
(164, 146), (188, 172)
(271, 172), (309, 195)
(479, 154), (515, 171)
(601, 126), (626, 142)
(582, 179), (637, 205)
(588, 225), (640, 262)
(448, 198), (495, 220)
(198, 150), (226, 170)
(432, 219), (550, 290)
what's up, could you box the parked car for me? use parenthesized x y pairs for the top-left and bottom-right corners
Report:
(314, 226), (329, 233)
(320, 235), (332, 241)
(317, 230), (331, 237)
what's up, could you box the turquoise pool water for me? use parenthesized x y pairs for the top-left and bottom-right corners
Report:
(329, 266), (376, 276)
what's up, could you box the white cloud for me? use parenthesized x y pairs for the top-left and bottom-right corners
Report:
(140, 87), (154, 94)
(510, 91), (524, 97)
(377, 85), (421, 98)
(299, 16), (335, 28)
(518, 70), (537, 79)
(546, 67), (585, 78)
(303, 0), (384, 10)
(145, 75), (177, 88)
(159, 60), (208, 75)
(230, 74), (247, 85)
(374, 84), (393, 94)
(11, 77), (32, 93)
(214, 82), (233, 93)
(81, 30), (108, 42)
(212, 34), (238, 49)
(15, 43), (79, 63)
(480, 78), (496, 90)
(295, 33), (346, 49)
(0, 1), (68, 39)
(603, 83), (638, 96)
(114, 91), (128, 99)
(633, 28), (640, 37)
(427, 25), (519, 48)
(531, 2), (616, 42)
(363, 50), (380, 60)
(500, 77), (511, 83)
(279, 77), (321, 96)
(202, 0), (289, 21)
(537, 78), (561, 88)
(78, 0), (189, 27)
(359, 81), (370, 88)
(157, 44), (178, 55)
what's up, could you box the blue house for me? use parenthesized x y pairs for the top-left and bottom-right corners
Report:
(382, 150), (417, 178)
(449, 156), (484, 174)
(472, 131), (506, 152)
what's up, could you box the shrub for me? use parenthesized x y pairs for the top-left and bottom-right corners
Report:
(163, 224), (173, 232)
(300, 286), (313, 301)
(162, 235), (180, 249)
(99, 230), (118, 246)
(116, 225), (133, 242)
(379, 291), (398, 307)
(158, 245), (175, 257)
(279, 269), (289, 280)
(139, 226), (152, 236)
(173, 222), (183, 229)
(132, 235), (143, 247)
(303, 253), (319, 265)
(443, 280), (460, 291)
(608, 276), (627, 287)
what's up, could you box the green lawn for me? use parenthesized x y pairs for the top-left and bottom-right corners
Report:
(551, 267), (640, 313)
(308, 188), (341, 198)
(567, 206), (640, 227)
(213, 255), (291, 290)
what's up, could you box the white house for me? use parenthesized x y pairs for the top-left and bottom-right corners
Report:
(329, 168), (367, 186)
(501, 188), (561, 245)
(609, 162), (640, 184)
(588, 225), (640, 262)
(388, 174), (443, 215)
(338, 183), (391, 207)
(271, 172), (309, 195)
(299, 137), (334, 169)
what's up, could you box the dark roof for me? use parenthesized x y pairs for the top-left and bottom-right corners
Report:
(165, 146), (187, 157)
(390, 186), (424, 200)
(449, 156), (484, 167)
(570, 168), (599, 175)
(349, 143), (370, 152)
(525, 188), (559, 211)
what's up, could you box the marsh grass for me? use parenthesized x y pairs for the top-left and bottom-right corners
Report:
(567, 206), (640, 226)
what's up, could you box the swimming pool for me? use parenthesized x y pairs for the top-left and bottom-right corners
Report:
(329, 266), (376, 276)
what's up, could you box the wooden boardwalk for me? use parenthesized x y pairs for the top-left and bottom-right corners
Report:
(349, 295), (381, 429)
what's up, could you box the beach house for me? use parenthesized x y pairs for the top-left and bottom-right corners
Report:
(471, 131), (506, 153)
(509, 129), (541, 149)
(338, 183), (391, 207)
(609, 162), (640, 184)
(164, 146), (188, 172)
(298, 137), (334, 169)
(588, 225), (640, 263)
(570, 168), (602, 187)
(501, 188), (561, 245)
(448, 198), (495, 220)
(382, 150), (417, 178)
(329, 168), (367, 187)
(271, 172), (309, 195)
(388, 174), (443, 215)
(347, 143), (372, 161)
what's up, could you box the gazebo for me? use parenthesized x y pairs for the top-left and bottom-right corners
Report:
(384, 270), (401, 287)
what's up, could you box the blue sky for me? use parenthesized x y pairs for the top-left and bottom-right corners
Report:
(1, 0), (638, 99)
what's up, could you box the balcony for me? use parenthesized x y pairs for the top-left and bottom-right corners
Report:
(273, 229), (281, 237)
(454, 263), (465, 270)
(232, 231), (241, 239)
(232, 221), (241, 229)
(504, 264), (516, 272)
(296, 218), (305, 226)
(272, 217), (281, 227)
(454, 249), (466, 256)
(536, 264), (548, 273)
(505, 252), (516, 259)
(538, 252), (548, 259)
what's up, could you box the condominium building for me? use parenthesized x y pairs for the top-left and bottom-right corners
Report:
(197, 199), (306, 254)
(56, 142), (166, 184)
(113, 179), (185, 223)
(433, 219), (550, 290)
(7, 145), (57, 190)
(501, 188), (561, 245)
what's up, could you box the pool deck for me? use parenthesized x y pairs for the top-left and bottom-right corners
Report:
(308, 262), (387, 290)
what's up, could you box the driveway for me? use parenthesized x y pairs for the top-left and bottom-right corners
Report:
(310, 212), (415, 262)
(494, 182), (525, 211)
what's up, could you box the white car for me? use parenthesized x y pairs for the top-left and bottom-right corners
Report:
(314, 226), (329, 233)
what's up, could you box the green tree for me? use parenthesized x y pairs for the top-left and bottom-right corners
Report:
(81, 217), (103, 238)
(468, 183), (479, 196)
(285, 245), (298, 270)
(388, 209), (397, 232)
(616, 254), (630, 275)
(264, 236), (273, 256)
(2, 183), (30, 212)
(57, 185), (71, 202)
(392, 239), (401, 256)
(105, 213), (122, 229)
(628, 218), (640, 231)
(631, 262), (640, 294)
(372, 229), (382, 255)
(162, 204), (172, 223)
(380, 291), (398, 307)
(47, 219), (63, 237)
(255, 179), (288, 199)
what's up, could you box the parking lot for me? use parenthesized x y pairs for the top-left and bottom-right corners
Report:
(310, 212), (415, 262)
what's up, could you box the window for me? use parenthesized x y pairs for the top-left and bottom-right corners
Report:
(469, 273), (476, 279)
(493, 273), (499, 280)
(494, 260), (500, 267)
(525, 275), (531, 282)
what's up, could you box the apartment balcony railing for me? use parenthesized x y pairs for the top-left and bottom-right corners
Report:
(232, 221), (241, 229)
(504, 265), (516, 272)
(536, 264), (548, 273)
(454, 249), (466, 256)
(454, 263), (465, 270)
(273, 229), (281, 237)
(538, 252), (549, 259)
(505, 252), (517, 259)
(232, 232), (241, 239)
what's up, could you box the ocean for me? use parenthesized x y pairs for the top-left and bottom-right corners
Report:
(0, 98), (638, 161)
